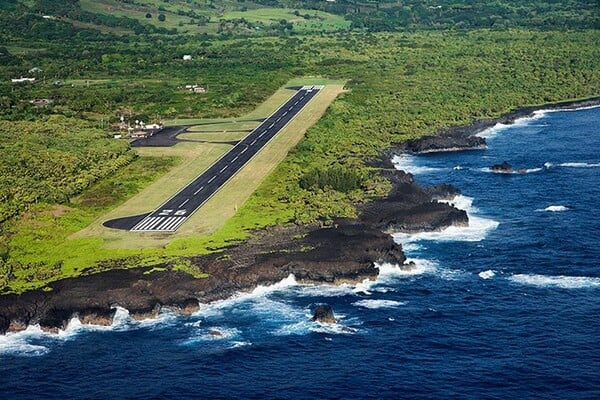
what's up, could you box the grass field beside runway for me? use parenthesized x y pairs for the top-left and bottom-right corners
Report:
(72, 78), (346, 248)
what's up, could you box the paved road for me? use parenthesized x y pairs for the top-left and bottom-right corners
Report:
(127, 85), (322, 232)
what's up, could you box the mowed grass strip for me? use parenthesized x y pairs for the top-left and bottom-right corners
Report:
(71, 141), (232, 247)
(177, 131), (249, 142)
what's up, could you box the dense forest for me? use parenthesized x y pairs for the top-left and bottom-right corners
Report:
(0, 0), (598, 291)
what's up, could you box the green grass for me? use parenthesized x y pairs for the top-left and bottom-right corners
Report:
(79, 0), (217, 34)
(222, 8), (351, 33)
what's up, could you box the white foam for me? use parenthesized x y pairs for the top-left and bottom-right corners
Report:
(510, 274), (600, 289)
(476, 112), (548, 139)
(194, 274), (299, 317)
(476, 122), (511, 139)
(393, 214), (498, 243)
(376, 260), (437, 279)
(440, 194), (474, 211)
(251, 274), (298, 296)
(182, 327), (241, 346)
(478, 270), (496, 280)
(393, 195), (498, 246)
(391, 154), (445, 175)
(559, 162), (600, 168)
(352, 299), (406, 309)
(275, 317), (359, 336)
(0, 325), (50, 357)
(479, 167), (542, 174)
(536, 205), (570, 212)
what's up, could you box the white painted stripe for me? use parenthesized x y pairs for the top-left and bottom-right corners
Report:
(193, 186), (204, 195)
(231, 155), (239, 163)
(283, 111), (287, 116)
(219, 165), (228, 173)
(269, 123), (274, 128)
(169, 217), (186, 231)
(134, 216), (159, 231)
(168, 217), (187, 231)
(240, 147), (248, 154)
(258, 131), (265, 138)
(179, 199), (189, 208)
(145, 217), (167, 230)
(155, 217), (177, 230)
(160, 217), (185, 231)
(251, 139), (257, 146)
(208, 176), (216, 183)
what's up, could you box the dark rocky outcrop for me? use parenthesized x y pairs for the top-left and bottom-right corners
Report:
(403, 134), (486, 154)
(360, 169), (468, 233)
(0, 222), (405, 333)
(312, 304), (336, 324)
(491, 161), (514, 173)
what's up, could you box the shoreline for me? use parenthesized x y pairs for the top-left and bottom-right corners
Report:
(401, 96), (600, 154)
(1, 96), (599, 335)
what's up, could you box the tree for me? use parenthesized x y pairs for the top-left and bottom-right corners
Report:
(158, 13), (166, 22)
(145, 13), (152, 19)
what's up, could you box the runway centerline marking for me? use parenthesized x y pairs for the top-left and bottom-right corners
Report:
(179, 199), (189, 208)
(193, 186), (204, 195)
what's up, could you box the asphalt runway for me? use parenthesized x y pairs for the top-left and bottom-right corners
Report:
(107, 85), (322, 232)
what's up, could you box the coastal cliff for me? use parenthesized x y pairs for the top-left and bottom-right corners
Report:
(0, 167), (465, 334)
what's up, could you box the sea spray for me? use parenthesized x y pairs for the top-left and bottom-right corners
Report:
(509, 274), (600, 289)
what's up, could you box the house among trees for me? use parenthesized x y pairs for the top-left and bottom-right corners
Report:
(28, 67), (43, 73)
(183, 54), (192, 61)
(183, 84), (206, 93)
(29, 98), (53, 107)
(144, 123), (163, 130)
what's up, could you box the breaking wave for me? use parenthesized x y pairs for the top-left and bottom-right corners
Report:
(391, 154), (447, 175)
(478, 167), (543, 174)
(509, 274), (600, 289)
(352, 299), (406, 309)
(536, 205), (570, 212)
(476, 112), (547, 139)
(392, 195), (499, 244)
(478, 270), (496, 280)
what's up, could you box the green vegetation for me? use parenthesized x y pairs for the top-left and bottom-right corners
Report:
(0, 0), (598, 293)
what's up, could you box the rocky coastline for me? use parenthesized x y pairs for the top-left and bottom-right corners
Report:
(1, 97), (599, 335)
(0, 168), (464, 334)
(401, 96), (600, 154)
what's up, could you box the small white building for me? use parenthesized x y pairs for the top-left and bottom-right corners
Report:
(144, 123), (163, 130)
(183, 55), (192, 61)
(11, 77), (35, 83)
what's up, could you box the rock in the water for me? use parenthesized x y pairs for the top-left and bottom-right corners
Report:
(491, 161), (513, 173)
(312, 304), (336, 324)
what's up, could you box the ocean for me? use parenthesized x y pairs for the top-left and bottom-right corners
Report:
(1, 106), (599, 399)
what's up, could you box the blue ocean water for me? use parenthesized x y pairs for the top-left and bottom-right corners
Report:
(1, 106), (599, 399)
